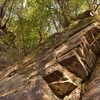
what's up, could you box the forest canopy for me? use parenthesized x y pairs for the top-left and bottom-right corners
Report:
(0, 0), (99, 62)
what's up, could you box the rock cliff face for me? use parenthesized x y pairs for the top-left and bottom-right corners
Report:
(0, 15), (100, 100)
(81, 56), (100, 100)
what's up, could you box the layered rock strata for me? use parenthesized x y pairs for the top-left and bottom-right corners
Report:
(0, 15), (100, 100)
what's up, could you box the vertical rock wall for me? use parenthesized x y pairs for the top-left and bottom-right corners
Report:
(81, 56), (100, 100)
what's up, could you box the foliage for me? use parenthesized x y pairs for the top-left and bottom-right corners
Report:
(0, 0), (98, 61)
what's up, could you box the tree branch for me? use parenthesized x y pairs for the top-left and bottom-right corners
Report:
(0, 0), (14, 32)
(0, 0), (10, 27)
(38, 27), (43, 45)
(36, 0), (49, 7)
